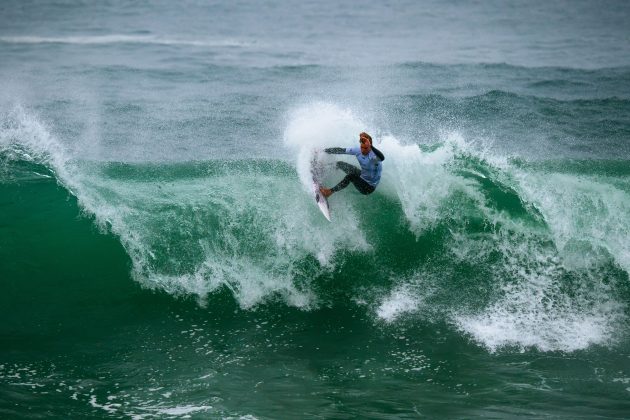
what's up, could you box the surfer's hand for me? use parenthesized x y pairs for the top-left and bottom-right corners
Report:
(319, 186), (333, 198)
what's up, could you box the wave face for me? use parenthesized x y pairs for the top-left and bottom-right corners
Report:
(2, 102), (629, 355)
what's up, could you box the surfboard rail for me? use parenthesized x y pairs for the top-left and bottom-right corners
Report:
(312, 181), (331, 221)
(311, 149), (331, 221)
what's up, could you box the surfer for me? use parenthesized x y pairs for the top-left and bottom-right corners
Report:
(319, 132), (384, 198)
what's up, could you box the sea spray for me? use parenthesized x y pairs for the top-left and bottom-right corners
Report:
(283, 102), (367, 191)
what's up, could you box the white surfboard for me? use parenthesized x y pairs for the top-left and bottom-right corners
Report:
(312, 180), (331, 221)
(311, 150), (331, 221)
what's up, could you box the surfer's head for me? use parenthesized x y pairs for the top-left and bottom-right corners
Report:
(359, 132), (372, 155)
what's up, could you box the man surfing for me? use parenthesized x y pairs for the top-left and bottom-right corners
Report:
(319, 132), (385, 198)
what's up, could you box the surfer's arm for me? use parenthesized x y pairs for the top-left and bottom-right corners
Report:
(324, 147), (350, 154)
(371, 146), (385, 161)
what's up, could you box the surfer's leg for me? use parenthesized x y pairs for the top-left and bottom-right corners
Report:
(330, 175), (352, 192)
(336, 161), (361, 176)
(350, 176), (375, 195)
(331, 173), (375, 195)
(329, 162), (372, 194)
(329, 162), (361, 193)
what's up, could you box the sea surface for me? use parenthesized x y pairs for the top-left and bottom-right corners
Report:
(1, 0), (630, 418)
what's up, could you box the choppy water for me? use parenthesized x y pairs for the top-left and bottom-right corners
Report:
(2, 1), (630, 418)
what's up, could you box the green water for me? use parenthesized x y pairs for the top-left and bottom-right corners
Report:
(2, 155), (630, 418)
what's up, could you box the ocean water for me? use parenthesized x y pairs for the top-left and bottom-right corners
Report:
(1, 0), (630, 418)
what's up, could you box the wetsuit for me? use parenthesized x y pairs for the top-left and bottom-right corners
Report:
(324, 146), (385, 195)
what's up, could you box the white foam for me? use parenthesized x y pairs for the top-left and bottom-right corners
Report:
(117, 168), (373, 308)
(424, 142), (630, 353)
(149, 252), (315, 310)
(453, 226), (624, 352)
(457, 308), (616, 353)
(89, 395), (121, 415)
(129, 403), (214, 419)
(153, 404), (213, 416)
(378, 131), (462, 233)
(283, 102), (366, 191)
(514, 171), (630, 274)
(376, 285), (421, 323)
(378, 129), (494, 238)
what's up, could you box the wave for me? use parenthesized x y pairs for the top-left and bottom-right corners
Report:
(527, 79), (592, 89)
(1, 104), (629, 353)
(400, 60), (630, 74)
(0, 34), (254, 48)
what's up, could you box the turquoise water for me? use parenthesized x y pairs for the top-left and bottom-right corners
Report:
(2, 1), (630, 418)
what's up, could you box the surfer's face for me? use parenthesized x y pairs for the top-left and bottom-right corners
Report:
(360, 136), (371, 155)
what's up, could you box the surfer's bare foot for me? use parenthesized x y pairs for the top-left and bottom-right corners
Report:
(319, 186), (333, 198)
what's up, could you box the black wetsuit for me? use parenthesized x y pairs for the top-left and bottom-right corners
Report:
(325, 146), (385, 195)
